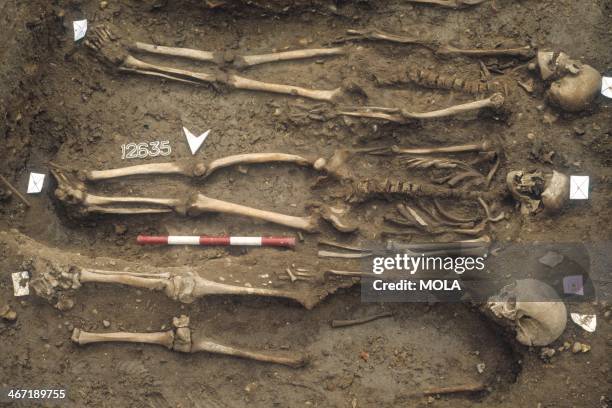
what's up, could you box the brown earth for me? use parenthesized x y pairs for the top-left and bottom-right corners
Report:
(1, 0), (611, 407)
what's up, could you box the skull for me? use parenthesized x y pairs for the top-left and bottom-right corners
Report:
(506, 170), (569, 214)
(487, 279), (567, 346)
(532, 51), (602, 112)
(506, 170), (545, 214)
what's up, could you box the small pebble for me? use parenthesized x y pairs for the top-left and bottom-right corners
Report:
(0, 304), (17, 321)
(476, 363), (486, 374)
(102, 320), (111, 328)
(540, 347), (556, 360)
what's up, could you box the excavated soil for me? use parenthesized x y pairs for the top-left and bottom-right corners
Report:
(1, 0), (611, 407)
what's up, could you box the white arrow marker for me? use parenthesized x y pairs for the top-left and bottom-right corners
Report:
(183, 127), (210, 155)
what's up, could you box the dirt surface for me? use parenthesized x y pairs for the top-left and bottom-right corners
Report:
(1, 0), (611, 407)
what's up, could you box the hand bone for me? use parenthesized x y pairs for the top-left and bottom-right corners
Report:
(72, 316), (306, 367)
(339, 93), (505, 123)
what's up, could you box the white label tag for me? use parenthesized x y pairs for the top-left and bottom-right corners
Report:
(27, 173), (45, 194)
(183, 127), (210, 155)
(602, 76), (612, 99)
(73, 20), (88, 41)
(570, 313), (596, 332)
(569, 176), (589, 200)
(12, 271), (30, 297)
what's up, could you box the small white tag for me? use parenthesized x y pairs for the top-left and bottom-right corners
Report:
(27, 173), (45, 194)
(73, 19), (88, 41)
(12, 271), (30, 297)
(570, 313), (596, 332)
(183, 127), (210, 155)
(569, 176), (589, 200)
(602, 76), (612, 99)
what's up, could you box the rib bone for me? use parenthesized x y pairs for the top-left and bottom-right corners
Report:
(339, 93), (504, 123)
(72, 316), (306, 368)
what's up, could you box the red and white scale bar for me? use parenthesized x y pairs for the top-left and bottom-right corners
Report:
(137, 235), (296, 248)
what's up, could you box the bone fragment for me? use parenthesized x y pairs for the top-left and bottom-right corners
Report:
(421, 383), (486, 396)
(0, 175), (31, 207)
(331, 311), (393, 328)
(392, 141), (491, 155)
(436, 44), (534, 59)
(317, 250), (373, 259)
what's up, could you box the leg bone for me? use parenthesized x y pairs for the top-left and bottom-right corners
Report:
(72, 316), (306, 368)
(82, 153), (313, 182)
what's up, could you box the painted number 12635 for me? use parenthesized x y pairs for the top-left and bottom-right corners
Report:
(121, 141), (171, 160)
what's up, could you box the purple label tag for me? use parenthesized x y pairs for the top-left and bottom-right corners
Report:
(563, 275), (584, 296)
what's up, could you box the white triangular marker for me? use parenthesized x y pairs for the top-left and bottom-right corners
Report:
(183, 127), (210, 155)
(73, 20), (88, 42)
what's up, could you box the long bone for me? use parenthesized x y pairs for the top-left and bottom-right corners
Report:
(391, 140), (491, 155)
(338, 29), (533, 59)
(85, 26), (342, 103)
(29, 259), (318, 309)
(132, 41), (345, 68)
(339, 93), (504, 123)
(72, 315), (306, 368)
(57, 186), (317, 232)
(72, 153), (313, 182)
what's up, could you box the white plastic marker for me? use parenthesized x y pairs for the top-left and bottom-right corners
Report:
(73, 19), (88, 41)
(569, 176), (589, 200)
(26, 173), (45, 194)
(570, 313), (596, 332)
(601, 76), (612, 99)
(183, 127), (211, 155)
(137, 235), (296, 248)
(12, 271), (30, 297)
